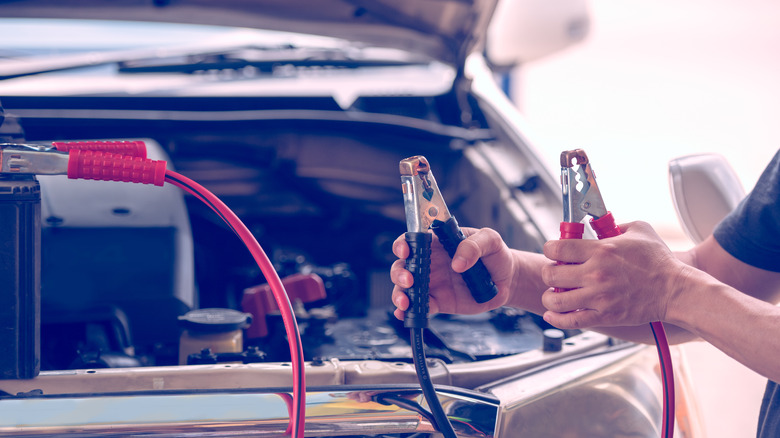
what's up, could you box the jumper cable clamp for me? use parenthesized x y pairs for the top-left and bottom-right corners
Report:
(399, 155), (497, 328)
(559, 148), (620, 239)
(0, 141), (164, 185)
(399, 155), (498, 438)
(558, 148), (675, 438)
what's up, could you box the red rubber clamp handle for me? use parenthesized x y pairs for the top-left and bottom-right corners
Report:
(590, 211), (621, 239)
(67, 149), (166, 186)
(53, 141), (147, 158)
(559, 221), (585, 240)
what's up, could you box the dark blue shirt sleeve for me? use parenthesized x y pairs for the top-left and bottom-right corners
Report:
(713, 149), (780, 272)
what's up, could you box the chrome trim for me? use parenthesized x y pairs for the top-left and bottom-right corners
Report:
(0, 386), (499, 437)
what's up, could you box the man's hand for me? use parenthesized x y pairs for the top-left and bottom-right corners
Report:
(540, 221), (688, 329)
(390, 227), (514, 320)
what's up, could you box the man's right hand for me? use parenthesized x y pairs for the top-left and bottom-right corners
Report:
(389, 227), (515, 321)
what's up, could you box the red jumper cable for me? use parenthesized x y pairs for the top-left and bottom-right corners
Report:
(558, 149), (675, 438)
(0, 141), (306, 438)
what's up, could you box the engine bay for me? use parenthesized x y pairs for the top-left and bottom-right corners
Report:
(2, 92), (563, 373)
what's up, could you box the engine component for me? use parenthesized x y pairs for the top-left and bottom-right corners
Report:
(0, 175), (41, 379)
(178, 308), (253, 365)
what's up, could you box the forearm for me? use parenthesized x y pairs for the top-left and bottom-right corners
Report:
(667, 266), (780, 382)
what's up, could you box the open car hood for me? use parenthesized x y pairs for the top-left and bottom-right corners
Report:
(0, 0), (498, 67)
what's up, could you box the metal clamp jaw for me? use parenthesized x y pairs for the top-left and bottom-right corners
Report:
(560, 149), (619, 239)
(0, 143), (68, 175)
(400, 156), (454, 233)
(560, 149), (608, 223)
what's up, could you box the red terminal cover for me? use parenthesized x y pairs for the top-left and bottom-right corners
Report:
(67, 149), (166, 186)
(242, 273), (327, 338)
(53, 140), (147, 158)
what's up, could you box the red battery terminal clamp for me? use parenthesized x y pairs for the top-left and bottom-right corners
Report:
(558, 148), (675, 438)
(0, 141), (164, 185)
(560, 148), (620, 240)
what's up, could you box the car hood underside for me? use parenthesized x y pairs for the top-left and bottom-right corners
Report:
(0, 0), (498, 67)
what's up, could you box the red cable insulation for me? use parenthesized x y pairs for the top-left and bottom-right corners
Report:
(276, 393), (295, 435)
(164, 170), (306, 438)
(64, 147), (305, 435)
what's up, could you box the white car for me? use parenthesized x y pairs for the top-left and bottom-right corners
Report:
(0, 1), (698, 437)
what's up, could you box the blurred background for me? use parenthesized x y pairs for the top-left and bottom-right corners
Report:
(504, 0), (780, 436)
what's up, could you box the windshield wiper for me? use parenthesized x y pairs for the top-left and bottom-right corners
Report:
(117, 46), (428, 75)
(0, 44), (429, 81)
(119, 45), (430, 74)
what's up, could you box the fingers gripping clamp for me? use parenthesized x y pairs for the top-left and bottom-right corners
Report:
(399, 156), (497, 328)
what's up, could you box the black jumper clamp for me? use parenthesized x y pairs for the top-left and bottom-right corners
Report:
(399, 155), (498, 328)
(398, 155), (498, 438)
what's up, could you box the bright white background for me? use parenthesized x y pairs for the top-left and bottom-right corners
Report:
(512, 0), (780, 436)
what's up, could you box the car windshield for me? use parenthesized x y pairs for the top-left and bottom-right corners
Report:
(1, 18), (436, 76)
(0, 18), (454, 107)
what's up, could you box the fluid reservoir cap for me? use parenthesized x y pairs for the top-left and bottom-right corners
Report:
(178, 308), (253, 333)
(542, 328), (565, 352)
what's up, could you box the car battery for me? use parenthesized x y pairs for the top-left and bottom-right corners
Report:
(0, 175), (41, 379)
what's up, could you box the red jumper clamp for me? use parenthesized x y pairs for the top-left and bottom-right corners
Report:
(0, 141), (165, 186)
(558, 148), (675, 438)
(560, 148), (620, 239)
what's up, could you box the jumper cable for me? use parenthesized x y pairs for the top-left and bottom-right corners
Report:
(0, 141), (306, 438)
(399, 155), (498, 438)
(558, 148), (675, 438)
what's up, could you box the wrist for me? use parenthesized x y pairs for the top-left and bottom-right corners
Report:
(505, 251), (548, 313)
(663, 262), (717, 329)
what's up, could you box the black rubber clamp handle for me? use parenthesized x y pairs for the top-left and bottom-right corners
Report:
(431, 217), (498, 304)
(403, 232), (432, 329)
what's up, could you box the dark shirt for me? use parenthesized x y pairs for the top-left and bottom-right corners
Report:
(713, 149), (780, 438)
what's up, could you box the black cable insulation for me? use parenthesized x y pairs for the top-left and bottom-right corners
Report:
(411, 328), (457, 438)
